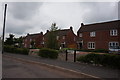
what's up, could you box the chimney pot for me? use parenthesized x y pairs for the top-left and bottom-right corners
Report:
(81, 23), (84, 26)
(70, 26), (73, 30)
(47, 30), (49, 33)
(40, 32), (43, 35)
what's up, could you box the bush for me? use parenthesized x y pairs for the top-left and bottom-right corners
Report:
(77, 49), (108, 53)
(4, 45), (29, 55)
(39, 48), (58, 59)
(77, 53), (120, 69)
(93, 49), (108, 53)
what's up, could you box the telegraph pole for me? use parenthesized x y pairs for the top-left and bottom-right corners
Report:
(2, 4), (7, 54)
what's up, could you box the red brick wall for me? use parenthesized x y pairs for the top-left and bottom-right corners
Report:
(66, 30), (77, 48)
(82, 29), (120, 50)
(23, 34), (44, 48)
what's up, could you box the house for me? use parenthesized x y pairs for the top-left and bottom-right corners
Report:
(77, 20), (120, 50)
(44, 26), (78, 49)
(23, 32), (44, 48)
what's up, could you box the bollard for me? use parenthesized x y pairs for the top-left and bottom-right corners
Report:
(74, 50), (76, 62)
(65, 50), (68, 61)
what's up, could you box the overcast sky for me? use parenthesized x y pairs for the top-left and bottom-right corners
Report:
(0, 1), (119, 38)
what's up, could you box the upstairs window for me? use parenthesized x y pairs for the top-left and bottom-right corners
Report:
(30, 39), (32, 42)
(63, 36), (65, 39)
(90, 32), (95, 37)
(110, 29), (117, 36)
(56, 36), (59, 40)
(79, 33), (82, 37)
(43, 37), (44, 40)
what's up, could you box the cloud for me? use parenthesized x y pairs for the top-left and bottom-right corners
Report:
(0, 2), (118, 38)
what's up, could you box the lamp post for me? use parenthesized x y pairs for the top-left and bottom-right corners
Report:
(2, 4), (7, 54)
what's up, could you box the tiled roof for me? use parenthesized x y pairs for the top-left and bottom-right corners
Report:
(44, 29), (71, 37)
(78, 20), (120, 32)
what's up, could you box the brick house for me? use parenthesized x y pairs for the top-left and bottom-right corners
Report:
(77, 20), (120, 50)
(44, 27), (78, 49)
(23, 32), (44, 48)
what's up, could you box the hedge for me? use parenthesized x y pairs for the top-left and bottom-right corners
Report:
(77, 53), (120, 69)
(4, 45), (29, 55)
(77, 49), (108, 53)
(39, 48), (58, 59)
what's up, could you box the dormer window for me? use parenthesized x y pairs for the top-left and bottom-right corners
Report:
(79, 33), (82, 37)
(90, 32), (95, 37)
(110, 29), (117, 36)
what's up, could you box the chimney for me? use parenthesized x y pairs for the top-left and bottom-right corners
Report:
(47, 30), (49, 33)
(27, 33), (29, 36)
(70, 26), (73, 30)
(81, 23), (84, 26)
(40, 32), (43, 35)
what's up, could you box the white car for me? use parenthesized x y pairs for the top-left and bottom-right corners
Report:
(109, 46), (120, 54)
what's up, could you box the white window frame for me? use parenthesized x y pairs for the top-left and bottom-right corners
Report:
(56, 36), (59, 40)
(79, 33), (82, 37)
(88, 42), (95, 49)
(109, 42), (119, 48)
(43, 37), (44, 40)
(90, 32), (96, 37)
(63, 36), (65, 39)
(110, 29), (118, 36)
(30, 39), (32, 42)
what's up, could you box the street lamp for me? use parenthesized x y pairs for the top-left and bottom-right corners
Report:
(2, 4), (7, 54)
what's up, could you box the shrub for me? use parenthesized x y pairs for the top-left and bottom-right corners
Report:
(77, 53), (120, 69)
(39, 48), (58, 59)
(93, 49), (108, 53)
(4, 45), (29, 55)
(77, 49), (108, 53)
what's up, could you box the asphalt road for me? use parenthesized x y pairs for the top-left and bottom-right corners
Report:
(2, 55), (87, 78)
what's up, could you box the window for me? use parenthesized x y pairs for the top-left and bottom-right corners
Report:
(88, 42), (95, 49)
(90, 32), (95, 37)
(109, 42), (119, 48)
(43, 37), (44, 40)
(63, 36), (65, 39)
(25, 44), (26, 47)
(41, 42), (44, 44)
(30, 39), (32, 42)
(56, 36), (59, 40)
(110, 29), (117, 36)
(74, 37), (76, 41)
(79, 33), (82, 37)
(25, 39), (27, 42)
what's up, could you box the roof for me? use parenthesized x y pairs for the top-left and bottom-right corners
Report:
(78, 20), (120, 33)
(25, 32), (43, 39)
(44, 29), (72, 37)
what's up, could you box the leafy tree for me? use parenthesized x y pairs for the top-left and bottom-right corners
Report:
(5, 34), (14, 45)
(46, 23), (59, 50)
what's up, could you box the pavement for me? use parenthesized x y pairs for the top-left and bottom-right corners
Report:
(2, 52), (120, 79)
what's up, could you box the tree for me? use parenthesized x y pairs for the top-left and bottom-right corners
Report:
(5, 34), (14, 45)
(46, 23), (59, 50)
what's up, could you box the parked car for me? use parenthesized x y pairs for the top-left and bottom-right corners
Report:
(109, 46), (120, 54)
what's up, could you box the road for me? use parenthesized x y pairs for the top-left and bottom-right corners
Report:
(2, 55), (89, 78)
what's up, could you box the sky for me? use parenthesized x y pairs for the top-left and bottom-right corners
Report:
(0, 0), (119, 38)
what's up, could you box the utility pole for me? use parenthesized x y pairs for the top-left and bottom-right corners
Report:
(2, 4), (7, 54)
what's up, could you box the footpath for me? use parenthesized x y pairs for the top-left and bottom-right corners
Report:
(3, 52), (120, 79)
